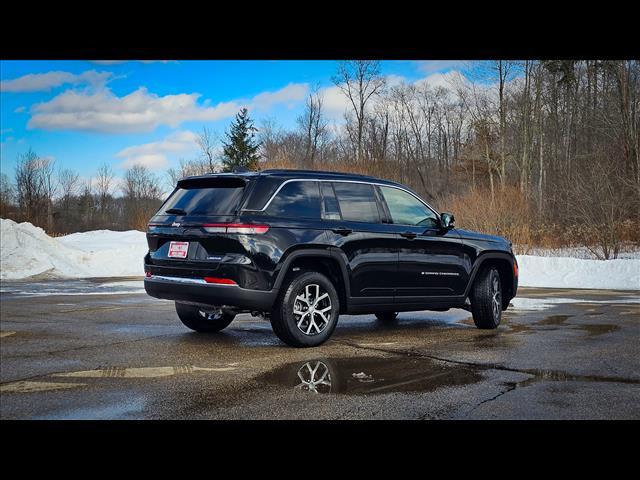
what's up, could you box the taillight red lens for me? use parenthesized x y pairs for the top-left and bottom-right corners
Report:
(202, 224), (269, 234)
(514, 261), (519, 277)
(203, 277), (238, 285)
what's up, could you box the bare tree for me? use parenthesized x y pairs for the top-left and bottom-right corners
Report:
(332, 60), (386, 163)
(0, 173), (15, 217)
(57, 167), (80, 225)
(196, 127), (218, 172)
(166, 158), (210, 188)
(123, 165), (164, 230)
(297, 85), (327, 168)
(14, 149), (56, 229)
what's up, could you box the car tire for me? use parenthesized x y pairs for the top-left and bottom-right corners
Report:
(470, 267), (502, 329)
(175, 302), (236, 333)
(375, 312), (398, 322)
(271, 271), (340, 347)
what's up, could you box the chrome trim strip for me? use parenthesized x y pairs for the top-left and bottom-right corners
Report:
(145, 275), (238, 286)
(241, 178), (441, 219)
(147, 275), (207, 284)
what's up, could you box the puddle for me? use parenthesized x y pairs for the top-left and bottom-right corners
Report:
(509, 369), (640, 389)
(36, 396), (147, 420)
(258, 356), (482, 395)
(538, 315), (572, 326)
(534, 314), (620, 337)
(579, 324), (620, 336)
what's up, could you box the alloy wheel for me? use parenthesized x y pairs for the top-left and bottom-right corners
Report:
(491, 273), (502, 320)
(293, 284), (332, 336)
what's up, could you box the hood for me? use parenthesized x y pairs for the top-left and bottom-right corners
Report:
(454, 228), (512, 248)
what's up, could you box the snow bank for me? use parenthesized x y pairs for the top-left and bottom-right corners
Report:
(516, 254), (640, 290)
(0, 219), (146, 280)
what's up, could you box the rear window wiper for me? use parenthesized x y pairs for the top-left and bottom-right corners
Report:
(165, 208), (187, 215)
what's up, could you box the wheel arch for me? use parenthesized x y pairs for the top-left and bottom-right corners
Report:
(465, 252), (516, 307)
(273, 249), (350, 313)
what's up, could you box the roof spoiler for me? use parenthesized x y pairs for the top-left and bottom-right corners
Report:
(176, 175), (249, 189)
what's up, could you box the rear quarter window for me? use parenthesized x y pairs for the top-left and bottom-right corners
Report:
(264, 181), (321, 219)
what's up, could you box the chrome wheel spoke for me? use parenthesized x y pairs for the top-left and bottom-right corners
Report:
(314, 292), (329, 305)
(293, 283), (332, 336)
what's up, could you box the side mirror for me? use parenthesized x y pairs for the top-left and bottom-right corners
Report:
(441, 212), (455, 230)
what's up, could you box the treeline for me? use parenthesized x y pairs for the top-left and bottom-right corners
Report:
(258, 60), (640, 258)
(1, 60), (638, 258)
(0, 154), (164, 233)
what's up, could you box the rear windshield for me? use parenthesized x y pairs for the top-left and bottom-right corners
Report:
(158, 184), (246, 216)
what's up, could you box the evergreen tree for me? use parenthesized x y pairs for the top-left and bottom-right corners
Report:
(221, 108), (261, 172)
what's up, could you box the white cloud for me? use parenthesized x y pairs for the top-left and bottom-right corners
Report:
(27, 83), (309, 134)
(415, 70), (468, 91)
(415, 60), (470, 75)
(0, 70), (112, 93)
(90, 60), (174, 65)
(320, 84), (353, 120)
(116, 130), (199, 170)
(250, 83), (308, 110)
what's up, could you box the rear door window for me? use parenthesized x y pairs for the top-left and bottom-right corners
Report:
(332, 182), (381, 223)
(264, 181), (321, 219)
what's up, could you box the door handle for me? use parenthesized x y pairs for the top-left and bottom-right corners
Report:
(332, 227), (353, 236)
(400, 231), (417, 239)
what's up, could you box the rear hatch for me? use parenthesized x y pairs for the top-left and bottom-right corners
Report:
(146, 176), (255, 272)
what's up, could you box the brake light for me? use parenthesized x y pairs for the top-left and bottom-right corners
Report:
(514, 260), (519, 278)
(203, 224), (269, 234)
(203, 277), (238, 285)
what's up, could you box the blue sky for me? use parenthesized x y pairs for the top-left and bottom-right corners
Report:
(0, 60), (472, 181)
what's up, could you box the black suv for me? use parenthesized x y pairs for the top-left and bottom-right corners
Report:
(144, 169), (518, 347)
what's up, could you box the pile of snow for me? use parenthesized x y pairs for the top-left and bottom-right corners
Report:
(0, 219), (146, 280)
(516, 255), (640, 290)
(516, 246), (640, 260)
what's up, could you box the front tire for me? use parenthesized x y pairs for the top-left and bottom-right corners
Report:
(470, 267), (502, 329)
(175, 302), (236, 333)
(271, 271), (340, 347)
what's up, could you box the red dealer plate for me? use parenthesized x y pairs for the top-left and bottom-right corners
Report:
(168, 241), (189, 259)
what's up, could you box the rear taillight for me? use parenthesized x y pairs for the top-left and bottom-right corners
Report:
(203, 277), (238, 285)
(514, 260), (519, 278)
(203, 223), (269, 234)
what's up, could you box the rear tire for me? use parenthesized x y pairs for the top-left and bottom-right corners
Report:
(470, 267), (502, 329)
(175, 302), (235, 333)
(375, 312), (398, 322)
(271, 271), (340, 347)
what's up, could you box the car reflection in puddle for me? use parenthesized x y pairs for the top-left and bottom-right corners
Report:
(261, 356), (483, 395)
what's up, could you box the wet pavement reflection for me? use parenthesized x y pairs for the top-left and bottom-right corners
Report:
(259, 356), (483, 395)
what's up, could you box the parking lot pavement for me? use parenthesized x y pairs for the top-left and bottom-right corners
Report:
(1, 279), (639, 419)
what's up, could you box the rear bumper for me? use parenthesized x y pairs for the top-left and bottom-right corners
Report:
(144, 276), (278, 311)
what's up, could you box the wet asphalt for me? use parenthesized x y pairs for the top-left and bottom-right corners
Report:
(0, 278), (638, 420)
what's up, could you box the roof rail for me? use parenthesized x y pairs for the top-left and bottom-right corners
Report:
(261, 168), (374, 178)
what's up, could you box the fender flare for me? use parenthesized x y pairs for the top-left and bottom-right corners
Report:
(271, 248), (351, 298)
(464, 252), (516, 297)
